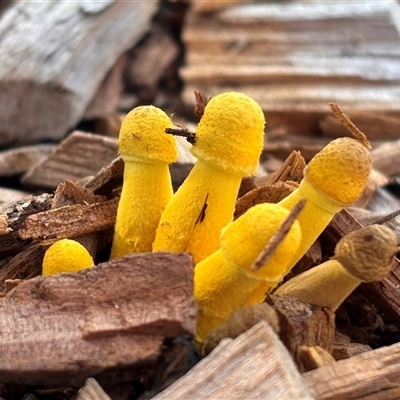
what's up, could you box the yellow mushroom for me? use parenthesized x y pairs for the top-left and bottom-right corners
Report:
(194, 202), (301, 343)
(110, 106), (178, 259)
(42, 239), (94, 275)
(247, 135), (371, 304)
(274, 225), (397, 311)
(153, 92), (265, 264)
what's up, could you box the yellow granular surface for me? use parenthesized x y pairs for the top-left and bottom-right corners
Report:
(191, 92), (266, 176)
(305, 137), (371, 206)
(42, 239), (94, 275)
(118, 105), (178, 164)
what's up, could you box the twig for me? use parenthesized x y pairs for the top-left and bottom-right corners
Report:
(251, 199), (306, 271)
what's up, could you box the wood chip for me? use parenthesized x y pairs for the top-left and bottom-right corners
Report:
(234, 180), (296, 219)
(297, 345), (336, 372)
(182, 1), (400, 136)
(0, 144), (55, 177)
(22, 131), (118, 189)
(0, 193), (53, 258)
(0, 252), (195, 387)
(0, 1), (159, 146)
(258, 150), (306, 186)
(267, 294), (336, 372)
(153, 320), (313, 400)
(0, 244), (45, 291)
(76, 378), (112, 400)
(51, 180), (107, 257)
(303, 340), (400, 399)
(19, 197), (118, 241)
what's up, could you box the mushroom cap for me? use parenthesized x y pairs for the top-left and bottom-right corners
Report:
(335, 224), (397, 281)
(42, 239), (94, 276)
(118, 105), (178, 164)
(305, 137), (371, 206)
(191, 92), (265, 176)
(220, 203), (301, 282)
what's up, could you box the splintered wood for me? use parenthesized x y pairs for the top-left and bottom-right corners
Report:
(153, 321), (314, 400)
(0, 252), (195, 387)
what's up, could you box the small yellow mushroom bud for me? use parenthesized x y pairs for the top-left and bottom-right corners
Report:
(110, 105), (178, 259)
(194, 202), (301, 342)
(42, 239), (94, 275)
(153, 92), (266, 264)
(275, 225), (397, 311)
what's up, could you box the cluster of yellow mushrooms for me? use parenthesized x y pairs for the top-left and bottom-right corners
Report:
(42, 92), (397, 347)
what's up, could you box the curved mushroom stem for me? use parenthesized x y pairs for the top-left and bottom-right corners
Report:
(275, 260), (360, 311)
(193, 203), (301, 343)
(111, 160), (174, 259)
(275, 224), (397, 311)
(153, 160), (242, 264)
(195, 250), (268, 342)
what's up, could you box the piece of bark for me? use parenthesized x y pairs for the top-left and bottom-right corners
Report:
(0, 244), (44, 291)
(92, 113), (124, 138)
(0, 144), (55, 177)
(234, 181), (296, 219)
(303, 340), (400, 400)
(141, 336), (202, 399)
(0, 252), (195, 387)
(85, 156), (124, 197)
(322, 209), (400, 329)
(290, 240), (322, 277)
(51, 180), (107, 257)
(201, 303), (281, 356)
(19, 197), (118, 242)
(22, 131), (118, 190)
(371, 141), (400, 177)
(0, 187), (31, 205)
(267, 295), (336, 372)
(320, 112), (400, 141)
(258, 150), (306, 186)
(297, 345), (335, 372)
(127, 25), (180, 95)
(262, 137), (330, 163)
(0, 193), (53, 258)
(332, 341), (372, 361)
(0, 1), (158, 146)
(76, 378), (112, 400)
(84, 54), (127, 120)
(153, 320), (314, 400)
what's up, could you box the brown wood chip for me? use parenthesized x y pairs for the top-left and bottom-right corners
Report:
(19, 198), (118, 241)
(22, 131), (118, 189)
(153, 320), (313, 400)
(0, 252), (195, 387)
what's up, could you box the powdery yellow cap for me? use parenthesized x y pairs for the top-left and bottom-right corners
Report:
(305, 137), (371, 206)
(118, 105), (178, 164)
(191, 92), (265, 176)
(42, 239), (94, 276)
(220, 203), (301, 283)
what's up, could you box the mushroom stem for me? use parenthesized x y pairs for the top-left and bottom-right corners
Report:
(153, 160), (242, 263)
(111, 160), (174, 258)
(109, 105), (178, 259)
(275, 260), (360, 311)
(153, 92), (265, 264)
(194, 203), (301, 342)
(275, 224), (397, 311)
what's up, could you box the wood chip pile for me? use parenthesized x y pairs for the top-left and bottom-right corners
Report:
(0, 0), (400, 399)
